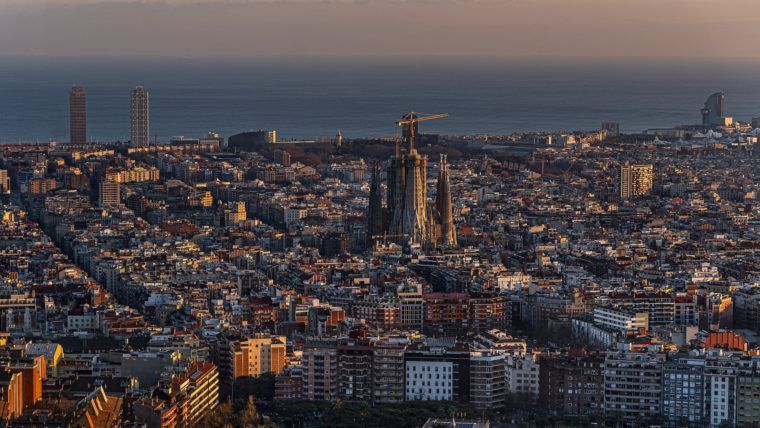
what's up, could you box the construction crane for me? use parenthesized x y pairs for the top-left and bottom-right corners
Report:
(395, 112), (449, 152)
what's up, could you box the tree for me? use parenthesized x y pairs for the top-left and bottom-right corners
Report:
(233, 373), (276, 408)
(202, 399), (275, 428)
(202, 401), (235, 428)
(239, 396), (263, 427)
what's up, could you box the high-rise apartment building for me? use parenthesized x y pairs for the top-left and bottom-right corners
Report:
(0, 170), (10, 194)
(130, 86), (150, 147)
(302, 340), (338, 401)
(171, 362), (219, 427)
(617, 162), (653, 199)
(737, 358), (760, 427)
(230, 335), (286, 378)
(372, 339), (407, 404)
(69, 85), (86, 144)
(469, 351), (506, 410)
(398, 284), (424, 331)
(703, 350), (742, 428)
(337, 339), (374, 401)
(14, 356), (45, 410)
(0, 371), (24, 420)
(661, 356), (706, 425)
(538, 351), (604, 418)
(603, 344), (665, 423)
(99, 180), (120, 208)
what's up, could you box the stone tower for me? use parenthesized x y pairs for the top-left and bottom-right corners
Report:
(386, 146), (430, 246)
(434, 154), (457, 247)
(366, 162), (385, 245)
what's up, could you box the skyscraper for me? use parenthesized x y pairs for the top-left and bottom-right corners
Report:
(130, 86), (150, 147)
(69, 85), (86, 144)
(701, 92), (732, 128)
(617, 162), (653, 200)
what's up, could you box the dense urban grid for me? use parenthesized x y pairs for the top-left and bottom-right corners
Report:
(0, 87), (757, 428)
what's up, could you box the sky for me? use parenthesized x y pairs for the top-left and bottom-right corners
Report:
(1, 0), (760, 58)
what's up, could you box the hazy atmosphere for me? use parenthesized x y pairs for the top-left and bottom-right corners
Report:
(2, 0), (760, 58)
(1, 1), (760, 428)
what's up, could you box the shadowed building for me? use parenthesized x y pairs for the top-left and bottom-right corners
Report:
(701, 92), (733, 128)
(69, 85), (86, 144)
(539, 350), (604, 418)
(228, 130), (277, 149)
(99, 179), (120, 208)
(387, 135), (430, 245)
(366, 162), (385, 246)
(130, 86), (150, 147)
(434, 154), (456, 247)
(370, 112), (456, 250)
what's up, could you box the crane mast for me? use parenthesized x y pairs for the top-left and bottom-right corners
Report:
(395, 112), (449, 152)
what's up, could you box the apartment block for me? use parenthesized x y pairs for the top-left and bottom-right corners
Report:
(603, 344), (665, 423)
(469, 351), (506, 410)
(302, 340), (338, 401)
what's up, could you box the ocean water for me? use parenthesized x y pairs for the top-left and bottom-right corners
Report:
(1, 56), (760, 142)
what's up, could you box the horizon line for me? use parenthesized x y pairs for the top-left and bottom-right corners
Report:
(3, 53), (760, 62)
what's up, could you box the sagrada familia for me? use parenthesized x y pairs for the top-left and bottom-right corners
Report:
(366, 118), (456, 250)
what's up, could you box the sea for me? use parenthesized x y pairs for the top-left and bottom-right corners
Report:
(1, 55), (760, 143)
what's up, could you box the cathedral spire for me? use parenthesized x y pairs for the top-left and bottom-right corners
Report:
(435, 154), (457, 247)
(366, 161), (385, 246)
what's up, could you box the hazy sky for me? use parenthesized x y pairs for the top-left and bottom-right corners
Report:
(2, 0), (760, 58)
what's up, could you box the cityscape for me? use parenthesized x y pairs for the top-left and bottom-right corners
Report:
(1, 1), (760, 427)
(0, 81), (757, 428)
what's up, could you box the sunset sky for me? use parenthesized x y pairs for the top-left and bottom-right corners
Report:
(1, 0), (759, 58)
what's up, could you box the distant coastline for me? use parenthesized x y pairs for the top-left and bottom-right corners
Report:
(1, 56), (759, 143)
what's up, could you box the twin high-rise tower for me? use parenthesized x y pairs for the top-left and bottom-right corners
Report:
(68, 85), (150, 146)
(367, 113), (456, 249)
